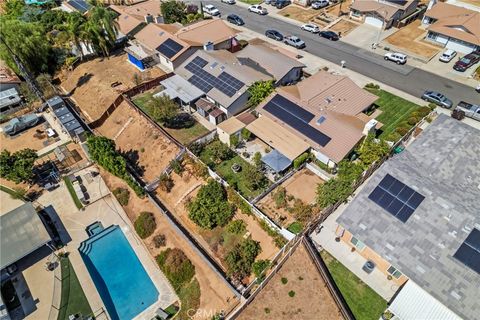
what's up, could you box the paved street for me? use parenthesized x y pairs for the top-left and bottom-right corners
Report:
(209, 2), (478, 105)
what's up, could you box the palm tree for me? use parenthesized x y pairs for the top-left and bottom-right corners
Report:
(57, 12), (87, 59)
(86, 4), (119, 56)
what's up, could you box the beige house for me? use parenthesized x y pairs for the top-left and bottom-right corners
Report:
(349, 0), (419, 29)
(217, 112), (256, 146)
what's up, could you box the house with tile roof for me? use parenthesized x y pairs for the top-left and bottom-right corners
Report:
(422, 0), (480, 53)
(349, 0), (419, 29)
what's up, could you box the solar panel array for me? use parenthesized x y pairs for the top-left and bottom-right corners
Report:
(454, 228), (480, 274)
(368, 174), (425, 222)
(67, 0), (90, 13)
(263, 94), (331, 147)
(156, 38), (184, 59)
(185, 56), (245, 97)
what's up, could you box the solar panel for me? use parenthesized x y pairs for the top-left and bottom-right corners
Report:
(68, 0), (90, 13)
(184, 57), (245, 97)
(454, 229), (480, 274)
(58, 113), (75, 124)
(368, 174), (425, 223)
(263, 95), (331, 147)
(156, 38), (184, 59)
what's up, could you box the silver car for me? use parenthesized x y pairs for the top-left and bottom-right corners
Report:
(456, 101), (480, 121)
(284, 36), (306, 49)
(421, 90), (453, 109)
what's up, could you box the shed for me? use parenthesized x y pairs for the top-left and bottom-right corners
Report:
(261, 149), (291, 173)
(217, 116), (246, 146)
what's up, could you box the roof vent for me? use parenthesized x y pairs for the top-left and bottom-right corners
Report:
(449, 230), (457, 238)
(444, 214), (452, 222)
(145, 14), (154, 24)
(203, 41), (214, 51)
(210, 62), (218, 69)
(220, 66), (225, 71)
(324, 97), (332, 104)
(316, 116), (326, 125)
(450, 291), (461, 300)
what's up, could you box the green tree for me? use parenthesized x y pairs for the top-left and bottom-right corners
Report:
(247, 80), (274, 108)
(2, 0), (26, 19)
(188, 180), (234, 229)
(241, 128), (251, 141)
(244, 166), (267, 191)
(87, 136), (127, 177)
(0, 149), (38, 183)
(134, 211), (156, 238)
(158, 173), (174, 192)
(357, 135), (389, 169)
(56, 12), (87, 59)
(225, 238), (261, 279)
(156, 248), (195, 290)
(87, 4), (118, 56)
(252, 259), (270, 278)
(226, 220), (246, 235)
(253, 152), (262, 168)
(147, 94), (178, 126)
(229, 134), (240, 148)
(208, 140), (233, 163)
(161, 0), (187, 24)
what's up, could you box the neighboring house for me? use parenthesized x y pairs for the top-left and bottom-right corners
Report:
(349, 0), (419, 29)
(217, 112), (256, 146)
(46, 96), (86, 140)
(109, 0), (162, 39)
(0, 63), (22, 116)
(60, 0), (91, 14)
(174, 50), (272, 125)
(155, 74), (204, 110)
(251, 71), (380, 170)
(234, 42), (305, 86)
(127, 18), (239, 72)
(422, 0), (480, 53)
(336, 114), (480, 320)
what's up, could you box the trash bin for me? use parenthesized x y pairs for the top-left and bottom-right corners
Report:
(363, 260), (376, 274)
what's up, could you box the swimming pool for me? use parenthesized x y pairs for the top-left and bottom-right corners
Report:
(78, 225), (158, 320)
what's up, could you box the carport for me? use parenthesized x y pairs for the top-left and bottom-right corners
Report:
(261, 149), (291, 173)
(158, 74), (204, 109)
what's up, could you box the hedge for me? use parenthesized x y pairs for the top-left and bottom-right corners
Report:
(293, 152), (309, 169)
(134, 212), (156, 239)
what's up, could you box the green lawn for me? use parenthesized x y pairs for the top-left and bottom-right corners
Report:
(287, 221), (303, 234)
(63, 177), (83, 209)
(367, 88), (421, 140)
(320, 251), (387, 320)
(132, 93), (209, 145)
(58, 257), (92, 320)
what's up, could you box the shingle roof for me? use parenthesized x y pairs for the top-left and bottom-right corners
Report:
(217, 116), (245, 135)
(337, 115), (480, 320)
(175, 18), (238, 46)
(350, 0), (414, 21)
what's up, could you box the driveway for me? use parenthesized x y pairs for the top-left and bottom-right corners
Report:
(342, 23), (396, 49)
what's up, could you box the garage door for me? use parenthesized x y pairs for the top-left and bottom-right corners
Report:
(445, 39), (477, 54)
(365, 16), (383, 28)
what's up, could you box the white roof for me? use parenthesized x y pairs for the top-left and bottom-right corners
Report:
(388, 281), (462, 320)
(159, 74), (204, 103)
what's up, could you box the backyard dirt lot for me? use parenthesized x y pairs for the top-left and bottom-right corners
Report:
(237, 244), (343, 320)
(384, 20), (440, 59)
(96, 101), (179, 183)
(328, 19), (359, 36)
(101, 171), (239, 318)
(279, 5), (319, 23)
(258, 168), (324, 227)
(0, 119), (58, 153)
(58, 53), (164, 122)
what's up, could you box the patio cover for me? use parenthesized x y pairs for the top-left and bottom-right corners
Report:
(0, 202), (51, 269)
(261, 149), (291, 172)
(159, 74), (204, 104)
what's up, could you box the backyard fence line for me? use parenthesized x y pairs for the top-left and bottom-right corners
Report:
(303, 236), (356, 320)
(48, 255), (62, 320)
(189, 129), (217, 146)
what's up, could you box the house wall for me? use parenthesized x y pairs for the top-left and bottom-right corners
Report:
(311, 149), (336, 168)
(217, 128), (241, 146)
(225, 92), (250, 118)
(214, 39), (232, 51)
(277, 67), (303, 86)
(172, 47), (198, 70)
(158, 54), (174, 72)
(337, 226), (409, 287)
(425, 31), (478, 53)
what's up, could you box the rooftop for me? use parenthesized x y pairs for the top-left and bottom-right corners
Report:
(350, 0), (416, 21)
(337, 115), (480, 320)
(109, 0), (161, 21)
(0, 61), (21, 85)
(175, 18), (238, 47)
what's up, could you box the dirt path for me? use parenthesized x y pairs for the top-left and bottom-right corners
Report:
(237, 244), (343, 320)
(100, 171), (238, 318)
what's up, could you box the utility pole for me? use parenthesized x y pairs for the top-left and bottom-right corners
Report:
(0, 35), (45, 101)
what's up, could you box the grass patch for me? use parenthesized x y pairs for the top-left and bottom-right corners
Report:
(58, 257), (92, 320)
(366, 88), (421, 141)
(0, 185), (26, 201)
(164, 304), (178, 317)
(132, 92), (209, 144)
(320, 250), (387, 320)
(177, 279), (201, 320)
(63, 177), (83, 209)
(239, 0), (262, 4)
(287, 221), (303, 234)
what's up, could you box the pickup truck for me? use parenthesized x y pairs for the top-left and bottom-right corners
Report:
(3, 114), (40, 135)
(455, 101), (480, 121)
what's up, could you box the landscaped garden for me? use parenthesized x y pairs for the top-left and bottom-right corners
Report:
(365, 84), (431, 142)
(58, 256), (92, 320)
(320, 250), (387, 320)
(132, 91), (209, 145)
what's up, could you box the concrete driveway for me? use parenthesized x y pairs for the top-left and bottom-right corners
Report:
(342, 23), (396, 48)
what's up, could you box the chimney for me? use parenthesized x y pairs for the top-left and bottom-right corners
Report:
(145, 14), (154, 24)
(427, 0), (437, 10)
(203, 41), (214, 51)
(363, 119), (378, 136)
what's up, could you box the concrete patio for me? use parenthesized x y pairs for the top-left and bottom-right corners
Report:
(310, 202), (400, 301)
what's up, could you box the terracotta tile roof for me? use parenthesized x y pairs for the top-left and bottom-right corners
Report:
(236, 112), (256, 125)
(0, 63), (20, 85)
(425, 3), (480, 46)
(175, 18), (238, 46)
(110, 0), (161, 21)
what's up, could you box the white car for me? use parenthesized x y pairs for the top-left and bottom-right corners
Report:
(312, 0), (329, 9)
(221, 0), (235, 4)
(301, 23), (320, 33)
(248, 4), (268, 15)
(439, 49), (457, 63)
(204, 4), (220, 16)
(384, 52), (407, 65)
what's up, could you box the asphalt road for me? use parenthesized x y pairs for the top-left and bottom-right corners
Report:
(211, 2), (479, 105)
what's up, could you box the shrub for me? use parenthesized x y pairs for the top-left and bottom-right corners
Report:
(230, 134), (240, 148)
(157, 248), (195, 290)
(225, 238), (262, 279)
(226, 187), (252, 215)
(396, 126), (409, 136)
(258, 219), (287, 248)
(158, 173), (174, 193)
(170, 159), (184, 175)
(153, 234), (166, 248)
(208, 140), (234, 163)
(428, 103), (437, 110)
(253, 152), (262, 168)
(293, 152), (309, 169)
(244, 166), (268, 191)
(287, 221), (303, 234)
(288, 290), (295, 297)
(0, 149), (38, 183)
(188, 142), (205, 156)
(113, 187), (130, 206)
(387, 132), (402, 142)
(281, 277), (288, 284)
(407, 117), (418, 126)
(226, 220), (247, 235)
(241, 128), (251, 141)
(134, 212), (156, 239)
(417, 106), (431, 117)
(239, 39), (249, 48)
(365, 83), (380, 90)
(273, 187), (287, 209)
(264, 308), (271, 314)
(252, 259), (270, 278)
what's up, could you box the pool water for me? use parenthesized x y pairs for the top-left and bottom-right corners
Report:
(86, 221), (104, 237)
(78, 225), (158, 320)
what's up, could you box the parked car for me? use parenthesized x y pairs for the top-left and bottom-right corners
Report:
(284, 35), (306, 49)
(204, 4), (220, 16)
(384, 52), (407, 65)
(312, 0), (329, 9)
(227, 14), (244, 25)
(248, 5), (268, 15)
(301, 23), (320, 33)
(455, 101), (480, 121)
(275, 0), (291, 8)
(421, 90), (453, 109)
(221, 0), (235, 4)
(453, 51), (480, 72)
(439, 49), (457, 63)
(265, 29), (284, 41)
(3, 114), (40, 136)
(319, 30), (339, 41)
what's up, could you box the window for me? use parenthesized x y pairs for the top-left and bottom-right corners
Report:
(387, 265), (403, 279)
(350, 236), (366, 250)
(427, 32), (438, 40)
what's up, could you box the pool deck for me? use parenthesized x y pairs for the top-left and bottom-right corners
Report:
(37, 166), (178, 319)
